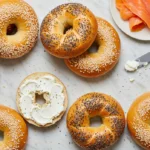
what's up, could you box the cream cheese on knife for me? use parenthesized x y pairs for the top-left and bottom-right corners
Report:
(125, 60), (140, 72)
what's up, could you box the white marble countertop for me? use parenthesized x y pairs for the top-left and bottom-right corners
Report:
(0, 0), (149, 149)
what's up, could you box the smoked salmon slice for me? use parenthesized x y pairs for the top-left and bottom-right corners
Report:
(120, 6), (135, 20)
(129, 17), (146, 32)
(123, 0), (150, 28)
(116, 0), (150, 32)
(116, 0), (135, 20)
(116, 0), (124, 10)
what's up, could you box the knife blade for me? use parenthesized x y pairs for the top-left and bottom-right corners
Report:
(136, 52), (150, 63)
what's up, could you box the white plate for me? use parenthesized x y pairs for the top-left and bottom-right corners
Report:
(110, 0), (150, 41)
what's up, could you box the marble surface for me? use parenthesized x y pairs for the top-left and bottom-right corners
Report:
(0, 0), (149, 149)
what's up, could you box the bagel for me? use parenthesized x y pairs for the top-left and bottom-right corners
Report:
(0, 0), (39, 59)
(0, 105), (28, 150)
(16, 72), (68, 127)
(67, 93), (125, 150)
(40, 3), (98, 58)
(127, 92), (150, 149)
(65, 17), (120, 78)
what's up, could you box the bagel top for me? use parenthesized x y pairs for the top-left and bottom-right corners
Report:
(127, 92), (150, 149)
(40, 3), (98, 58)
(0, 0), (39, 59)
(67, 93), (125, 150)
(0, 105), (28, 150)
(65, 17), (120, 78)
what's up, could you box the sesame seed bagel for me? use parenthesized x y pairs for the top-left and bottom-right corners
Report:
(0, 0), (39, 59)
(16, 72), (68, 127)
(65, 17), (120, 78)
(40, 3), (98, 58)
(127, 92), (150, 149)
(67, 93), (125, 150)
(0, 105), (28, 150)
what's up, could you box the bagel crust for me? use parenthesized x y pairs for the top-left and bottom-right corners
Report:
(0, 105), (28, 150)
(0, 0), (39, 59)
(65, 18), (120, 78)
(127, 92), (150, 149)
(40, 3), (98, 58)
(67, 93), (125, 150)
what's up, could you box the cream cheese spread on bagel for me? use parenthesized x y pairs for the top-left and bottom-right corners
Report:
(17, 73), (68, 127)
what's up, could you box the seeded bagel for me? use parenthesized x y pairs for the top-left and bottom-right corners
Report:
(67, 93), (125, 150)
(0, 0), (39, 59)
(40, 3), (98, 58)
(127, 92), (150, 149)
(0, 105), (28, 150)
(65, 18), (120, 78)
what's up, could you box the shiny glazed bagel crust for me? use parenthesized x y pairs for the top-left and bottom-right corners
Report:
(127, 92), (150, 149)
(65, 17), (120, 78)
(67, 93), (125, 150)
(0, 0), (39, 59)
(40, 3), (98, 58)
(0, 105), (28, 150)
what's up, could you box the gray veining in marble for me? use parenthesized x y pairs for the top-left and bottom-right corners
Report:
(0, 0), (149, 149)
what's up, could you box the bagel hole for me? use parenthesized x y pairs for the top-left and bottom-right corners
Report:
(88, 42), (99, 53)
(90, 116), (102, 127)
(0, 131), (4, 141)
(7, 24), (18, 35)
(36, 94), (46, 106)
(64, 25), (73, 34)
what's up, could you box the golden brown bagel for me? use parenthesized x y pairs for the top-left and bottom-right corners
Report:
(17, 72), (68, 127)
(127, 92), (150, 150)
(0, 105), (28, 150)
(67, 93), (125, 150)
(0, 0), (39, 59)
(65, 17), (120, 78)
(40, 3), (98, 58)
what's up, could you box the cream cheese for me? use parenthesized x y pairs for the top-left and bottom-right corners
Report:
(125, 60), (140, 72)
(144, 62), (149, 67)
(19, 76), (65, 126)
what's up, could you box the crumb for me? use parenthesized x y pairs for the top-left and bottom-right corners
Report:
(129, 78), (135, 82)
